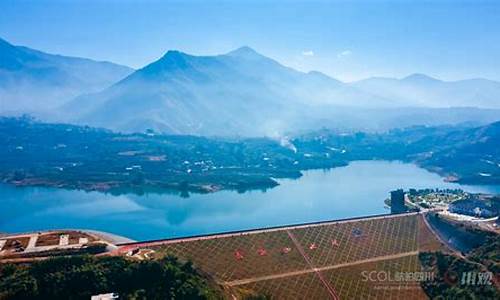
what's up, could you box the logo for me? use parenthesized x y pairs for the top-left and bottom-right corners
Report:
(460, 272), (493, 286)
(361, 271), (434, 282)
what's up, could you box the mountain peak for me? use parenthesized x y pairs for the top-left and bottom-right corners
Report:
(160, 50), (190, 60)
(402, 73), (441, 83)
(0, 37), (9, 45)
(307, 71), (342, 84)
(0, 37), (15, 50)
(226, 46), (263, 59)
(142, 50), (193, 73)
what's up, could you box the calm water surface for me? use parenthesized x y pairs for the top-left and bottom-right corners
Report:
(1, 161), (499, 241)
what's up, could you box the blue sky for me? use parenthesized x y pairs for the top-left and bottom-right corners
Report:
(1, 0), (499, 81)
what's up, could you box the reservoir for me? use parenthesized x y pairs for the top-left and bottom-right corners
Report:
(1, 160), (499, 241)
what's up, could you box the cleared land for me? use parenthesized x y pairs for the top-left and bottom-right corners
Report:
(117, 213), (444, 299)
(0, 231), (105, 261)
(35, 231), (95, 247)
(1, 237), (30, 253)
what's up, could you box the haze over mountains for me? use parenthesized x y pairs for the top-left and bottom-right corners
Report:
(353, 74), (500, 108)
(66, 46), (500, 135)
(0, 38), (133, 113)
(67, 46), (395, 135)
(1, 37), (500, 136)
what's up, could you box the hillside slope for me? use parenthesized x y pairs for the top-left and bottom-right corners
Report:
(66, 47), (500, 135)
(66, 47), (391, 135)
(353, 73), (500, 108)
(0, 37), (133, 113)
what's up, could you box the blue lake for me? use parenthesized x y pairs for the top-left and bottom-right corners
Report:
(1, 160), (499, 241)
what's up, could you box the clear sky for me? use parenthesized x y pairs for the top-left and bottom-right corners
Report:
(1, 0), (499, 82)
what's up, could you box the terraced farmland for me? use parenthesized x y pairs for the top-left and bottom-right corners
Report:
(118, 213), (444, 299)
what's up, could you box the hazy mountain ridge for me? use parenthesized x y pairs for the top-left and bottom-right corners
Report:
(69, 48), (298, 135)
(352, 73), (500, 108)
(67, 46), (500, 136)
(0, 37), (133, 112)
(2, 40), (500, 135)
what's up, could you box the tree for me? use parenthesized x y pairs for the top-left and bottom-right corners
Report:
(0, 255), (222, 300)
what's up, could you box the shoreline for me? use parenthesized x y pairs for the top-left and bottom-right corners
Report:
(83, 230), (136, 244)
(2, 159), (499, 196)
(1, 176), (281, 196)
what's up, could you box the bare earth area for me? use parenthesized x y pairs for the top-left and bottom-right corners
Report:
(0, 230), (110, 262)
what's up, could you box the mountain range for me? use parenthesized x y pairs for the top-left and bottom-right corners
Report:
(67, 46), (398, 135)
(1, 37), (500, 135)
(353, 74), (500, 108)
(66, 46), (500, 135)
(0, 37), (133, 113)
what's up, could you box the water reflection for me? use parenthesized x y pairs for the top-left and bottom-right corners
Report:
(1, 161), (499, 241)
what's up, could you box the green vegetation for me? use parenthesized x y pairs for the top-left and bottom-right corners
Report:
(294, 122), (500, 185)
(419, 221), (499, 299)
(468, 234), (500, 275)
(406, 188), (468, 208)
(419, 243), (500, 299)
(0, 255), (222, 300)
(1, 117), (499, 195)
(0, 116), (345, 195)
